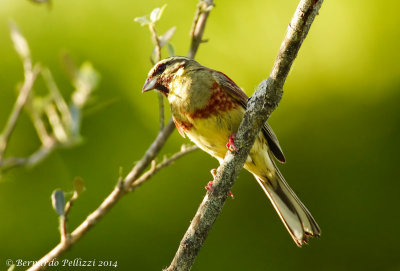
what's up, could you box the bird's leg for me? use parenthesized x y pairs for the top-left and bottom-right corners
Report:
(205, 168), (234, 198)
(226, 133), (238, 152)
(205, 169), (217, 192)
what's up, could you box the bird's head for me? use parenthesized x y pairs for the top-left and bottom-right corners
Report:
(142, 56), (198, 96)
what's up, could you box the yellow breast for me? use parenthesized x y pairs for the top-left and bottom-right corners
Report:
(185, 107), (245, 161)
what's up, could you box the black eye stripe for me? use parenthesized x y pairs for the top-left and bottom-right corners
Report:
(156, 63), (167, 74)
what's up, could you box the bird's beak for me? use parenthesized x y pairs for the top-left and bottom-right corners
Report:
(142, 77), (158, 93)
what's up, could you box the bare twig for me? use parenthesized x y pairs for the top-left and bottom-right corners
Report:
(149, 24), (162, 63)
(188, 0), (214, 59)
(131, 144), (198, 191)
(59, 191), (78, 243)
(0, 65), (40, 164)
(0, 139), (57, 173)
(28, 119), (176, 271)
(165, 1), (324, 270)
(29, 108), (53, 146)
(0, 53), (98, 175)
(42, 68), (73, 132)
(45, 103), (68, 142)
(149, 23), (165, 131)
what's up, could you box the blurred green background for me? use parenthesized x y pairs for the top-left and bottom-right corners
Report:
(1, 0), (399, 270)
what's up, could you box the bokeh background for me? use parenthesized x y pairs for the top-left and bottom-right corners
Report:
(1, 0), (399, 270)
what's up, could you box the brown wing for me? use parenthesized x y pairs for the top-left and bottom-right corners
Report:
(212, 70), (285, 163)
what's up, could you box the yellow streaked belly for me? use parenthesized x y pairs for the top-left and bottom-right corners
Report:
(185, 109), (244, 161)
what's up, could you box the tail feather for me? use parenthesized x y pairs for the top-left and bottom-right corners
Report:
(255, 169), (321, 246)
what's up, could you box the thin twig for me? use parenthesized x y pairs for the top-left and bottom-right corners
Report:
(41, 68), (73, 131)
(27, 0), (213, 268)
(188, 0), (214, 59)
(165, 1), (324, 270)
(45, 103), (68, 143)
(0, 55), (97, 174)
(131, 144), (198, 191)
(0, 65), (40, 164)
(28, 119), (175, 271)
(0, 138), (57, 173)
(29, 109), (53, 146)
(149, 23), (165, 131)
(60, 191), (78, 243)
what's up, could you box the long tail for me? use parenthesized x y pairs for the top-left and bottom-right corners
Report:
(254, 169), (321, 246)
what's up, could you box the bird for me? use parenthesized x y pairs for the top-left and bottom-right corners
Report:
(142, 56), (321, 246)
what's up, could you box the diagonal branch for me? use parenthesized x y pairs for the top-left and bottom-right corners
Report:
(0, 139), (57, 173)
(27, 1), (213, 269)
(0, 65), (40, 164)
(131, 144), (198, 191)
(27, 119), (175, 271)
(165, 0), (324, 270)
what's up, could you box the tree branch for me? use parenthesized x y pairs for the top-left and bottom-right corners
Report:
(131, 144), (198, 191)
(149, 23), (165, 131)
(27, 119), (176, 271)
(1, 25), (100, 176)
(60, 190), (79, 243)
(27, 1), (213, 269)
(165, 1), (324, 270)
(188, 0), (214, 59)
(0, 65), (40, 164)
(0, 139), (57, 173)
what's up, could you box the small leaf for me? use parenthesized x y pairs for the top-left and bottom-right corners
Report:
(150, 8), (159, 22)
(167, 43), (175, 57)
(7, 264), (16, 271)
(69, 103), (81, 137)
(157, 4), (167, 21)
(205, 5), (214, 12)
(150, 4), (167, 22)
(159, 26), (176, 47)
(51, 189), (65, 216)
(73, 177), (85, 196)
(151, 26), (176, 59)
(10, 22), (30, 60)
(72, 62), (100, 109)
(134, 16), (150, 26)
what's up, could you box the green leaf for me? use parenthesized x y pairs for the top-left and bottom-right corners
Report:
(73, 177), (85, 196)
(150, 4), (167, 23)
(69, 103), (81, 137)
(51, 189), (65, 216)
(72, 61), (100, 109)
(167, 43), (175, 57)
(134, 16), (150, 26)
(9, 22), (30, 60)
(151, 26), (176, 59)
(159, 26), (176, 47)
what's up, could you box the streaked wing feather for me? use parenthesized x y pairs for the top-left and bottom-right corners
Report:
(263, 124), (285, 163)
(212, 70), (285, 163)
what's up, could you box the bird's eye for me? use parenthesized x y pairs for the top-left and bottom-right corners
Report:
(156, 63), (167, 74)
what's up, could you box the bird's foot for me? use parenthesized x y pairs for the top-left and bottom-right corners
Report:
(226, 133), (238, 152)
(205, 181), (214, 192)
(205, 169), (217, 192)
(205, 169), (234, 199)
